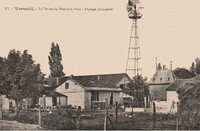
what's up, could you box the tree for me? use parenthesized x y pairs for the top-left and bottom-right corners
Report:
(48, 43), (65, 77)
(1, 50), (45, 116)
(0, 57), (6, 95)
(190, 57), (200, 76)
(124, 75), (150, 107)
(173, 68), (195, 79)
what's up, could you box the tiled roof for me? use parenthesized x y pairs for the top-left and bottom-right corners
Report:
(165, 79), (186, 91)
(165, 74), (200, 92)
(192, 74), (200, 81)
(43, 73), (130, 91)
(45, 91), (67, 97)
(72, 73), (129, 88)
(43, 76), (69, 89)
(149, 68), (177, 85)
(84, 87), (122, 92)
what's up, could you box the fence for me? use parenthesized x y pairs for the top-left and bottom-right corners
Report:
(0, 102), (198, 130)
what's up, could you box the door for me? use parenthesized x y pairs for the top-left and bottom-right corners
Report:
(52, 97), (57, 107)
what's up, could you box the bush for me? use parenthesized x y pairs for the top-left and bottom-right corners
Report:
(17, 110), (38, 124)
(42, 112), (75, 130)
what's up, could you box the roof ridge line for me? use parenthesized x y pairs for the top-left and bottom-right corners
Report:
(71, 73), (127, 77)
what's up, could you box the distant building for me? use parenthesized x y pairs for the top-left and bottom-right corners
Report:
(41, 73), (132, 110)
(165, 79), (186, 113)
(165, 74), (200, 113)
(149, 65), (177, 101)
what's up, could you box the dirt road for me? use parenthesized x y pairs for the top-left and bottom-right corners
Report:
(0, 120), (44, 130)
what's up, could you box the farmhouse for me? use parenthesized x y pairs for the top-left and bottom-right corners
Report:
(149, 65), (177, 101)
(40, 73), (132, 110)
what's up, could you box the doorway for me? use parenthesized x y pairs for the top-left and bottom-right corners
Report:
(52, 97), (57, 107)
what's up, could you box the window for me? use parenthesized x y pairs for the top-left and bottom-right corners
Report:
(65, 83), (69, 89)
(120, 84), (125, 89)
(91, 91), (99, 101)
(168, 77), (170, 81)
(152, 78), (155, 81)
(160, 78), (162, 81)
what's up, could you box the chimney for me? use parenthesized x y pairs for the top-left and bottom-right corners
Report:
(170, 61), (172, 70)
(155, 57), (157, 70)
(56, 77), (59, 85)
(98, 75), (100, 81)
(70, 74), (74, 78)
(163, 65), (166, 70)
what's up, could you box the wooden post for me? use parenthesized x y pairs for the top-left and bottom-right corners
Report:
(177, 102), (180, 113)
(76, 106), (81, 130)
(176, 117), (179, 130)
(107, 115), (115, 129)
(39, 105), (41, 126)
(58, 97), (61, 109)
(38, 98), (41, 126)
(176, 102), (181, 126)
(176, 102), (179, 131)
(104, 98), (108, 131)
(153, 102), (156, 129)
(0, 104), (2, 120)
(115, 102), (118, 123)
(144, 96), (147, 108)
(131, 96), (134, 115)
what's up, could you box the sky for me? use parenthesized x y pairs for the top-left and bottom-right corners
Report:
(1, 0), (200, 80)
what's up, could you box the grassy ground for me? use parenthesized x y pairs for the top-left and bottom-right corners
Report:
(2, 109), (178, 130)
(0, 120), (44, 130)
(80, 112), (177, 130)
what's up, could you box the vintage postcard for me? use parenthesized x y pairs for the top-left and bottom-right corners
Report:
(0, 0), (200, 130)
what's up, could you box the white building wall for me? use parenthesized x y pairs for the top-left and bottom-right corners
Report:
(55, 80), (85, 109)
(45, 97), (52, 107)
(116, 76), (132, 87)
(98, 92), (121, 106)
(167, 91), (179, 102)
(39, 96), (45, 108)
(113, 92), (122, 104)
(166, 91), (179, 113)
(84, 91), (91, 110)
(152, 91), (179, 114)
(0, 95), (9, 110)
(60, 97), (67, 107)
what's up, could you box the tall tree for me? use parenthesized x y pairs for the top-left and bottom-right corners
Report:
(1, 50), (45, 116)
(0, 57), (6, 95)
(173, 68), (195, 79)
(48, 43), (65, 77)
(190, 57), (200, 76)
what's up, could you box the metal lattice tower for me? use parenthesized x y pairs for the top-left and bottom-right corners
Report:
(125, 0), (143, 78)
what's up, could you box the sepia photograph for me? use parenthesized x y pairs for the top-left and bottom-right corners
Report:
(0, 0), (200, 130)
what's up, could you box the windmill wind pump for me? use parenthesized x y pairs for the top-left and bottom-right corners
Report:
(125, 0), (143, 78)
